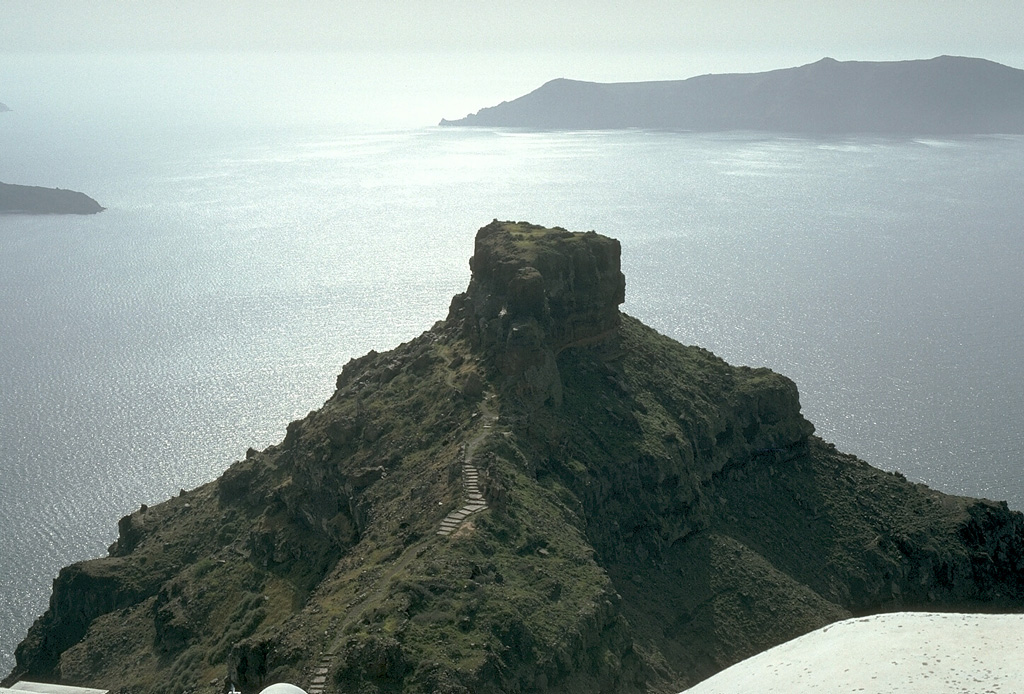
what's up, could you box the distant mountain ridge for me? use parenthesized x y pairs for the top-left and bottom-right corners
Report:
(440, 56), (1024, 134)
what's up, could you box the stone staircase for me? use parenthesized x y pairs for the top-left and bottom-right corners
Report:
(305, 399), (497, 693)
(437, 457), (488, 536)
(438, 400), (495, 536)
(306, 654), (332, 694)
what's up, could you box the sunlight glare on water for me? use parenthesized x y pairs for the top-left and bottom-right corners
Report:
(1, 115), (1022, 674)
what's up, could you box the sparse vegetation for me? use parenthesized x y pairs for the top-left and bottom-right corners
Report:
(8, 222), (1023, 694)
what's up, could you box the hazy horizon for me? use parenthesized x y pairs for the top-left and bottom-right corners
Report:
(3, 1), (1023, 59)
(3, 2), (1024, 131)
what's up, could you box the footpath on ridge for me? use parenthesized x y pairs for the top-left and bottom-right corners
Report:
(306, 395), (500, 694)
(437, 396), (496, 537)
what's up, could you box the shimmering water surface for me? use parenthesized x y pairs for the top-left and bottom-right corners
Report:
(2, 121), (1022, 673)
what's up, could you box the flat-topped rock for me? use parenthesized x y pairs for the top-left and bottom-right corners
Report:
(461, 220), (624, 350)
(447, 221), (625, 407)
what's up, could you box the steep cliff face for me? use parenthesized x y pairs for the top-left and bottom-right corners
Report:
(7, 222), (1024, 694)
(448, 221), (625, 408)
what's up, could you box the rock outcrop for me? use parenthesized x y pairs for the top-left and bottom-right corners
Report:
(6, 222), (1023, 694)
(447, 221), (625, 407)
(0, 182), (104, 215)
(440, 56), (1024, 135)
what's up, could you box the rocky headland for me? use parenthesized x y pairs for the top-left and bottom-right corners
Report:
(0, 102), (10, 112)
(6, 221), (1023, 694)
(440, 56), (1024, 135)
(0, 182), (105, 215)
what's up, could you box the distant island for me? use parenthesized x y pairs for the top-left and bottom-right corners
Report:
(440, 56), (1024, 135)
(0, 182), (105, 215)
(0, 102), (10, 112)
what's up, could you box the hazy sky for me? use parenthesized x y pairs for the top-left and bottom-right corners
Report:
(2, 1), (1023, 129)
(3, 0), (1023, 65)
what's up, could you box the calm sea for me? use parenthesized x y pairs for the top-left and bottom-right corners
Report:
(2, 115), (1022, 673)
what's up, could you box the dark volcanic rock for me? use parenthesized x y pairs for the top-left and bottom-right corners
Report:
(447, 220), (625, 407)
(7, 222), (1024, 694)
(0, 182), (104, 215)
(440, 56), (1024, 135)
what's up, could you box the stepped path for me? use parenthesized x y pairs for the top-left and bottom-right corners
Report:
(437, 398), (496, 536)
(302, 536), (429, 693)
(306, 396), (498, 694)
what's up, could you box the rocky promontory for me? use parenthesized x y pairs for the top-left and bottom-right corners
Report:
(440, 56), (1024, 135)
(0, 103), (10, 112)
(0, 182), (105, 215)
(6, 221), (1023, 694)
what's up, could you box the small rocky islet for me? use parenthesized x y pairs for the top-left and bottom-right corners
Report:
(0, 105), (103, 214)
(0, 182), (104, 215)
(6, 221), (1022, 694)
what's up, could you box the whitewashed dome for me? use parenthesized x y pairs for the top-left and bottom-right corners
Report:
(258, 684), (309, 694)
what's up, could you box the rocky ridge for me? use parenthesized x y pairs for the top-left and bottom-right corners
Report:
(6, 221), (1023, 694)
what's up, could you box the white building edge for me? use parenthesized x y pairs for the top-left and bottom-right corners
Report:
(682, 611), (1024, 694)
(1, 683), (108, 694)
(1, 683), (309, 694)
